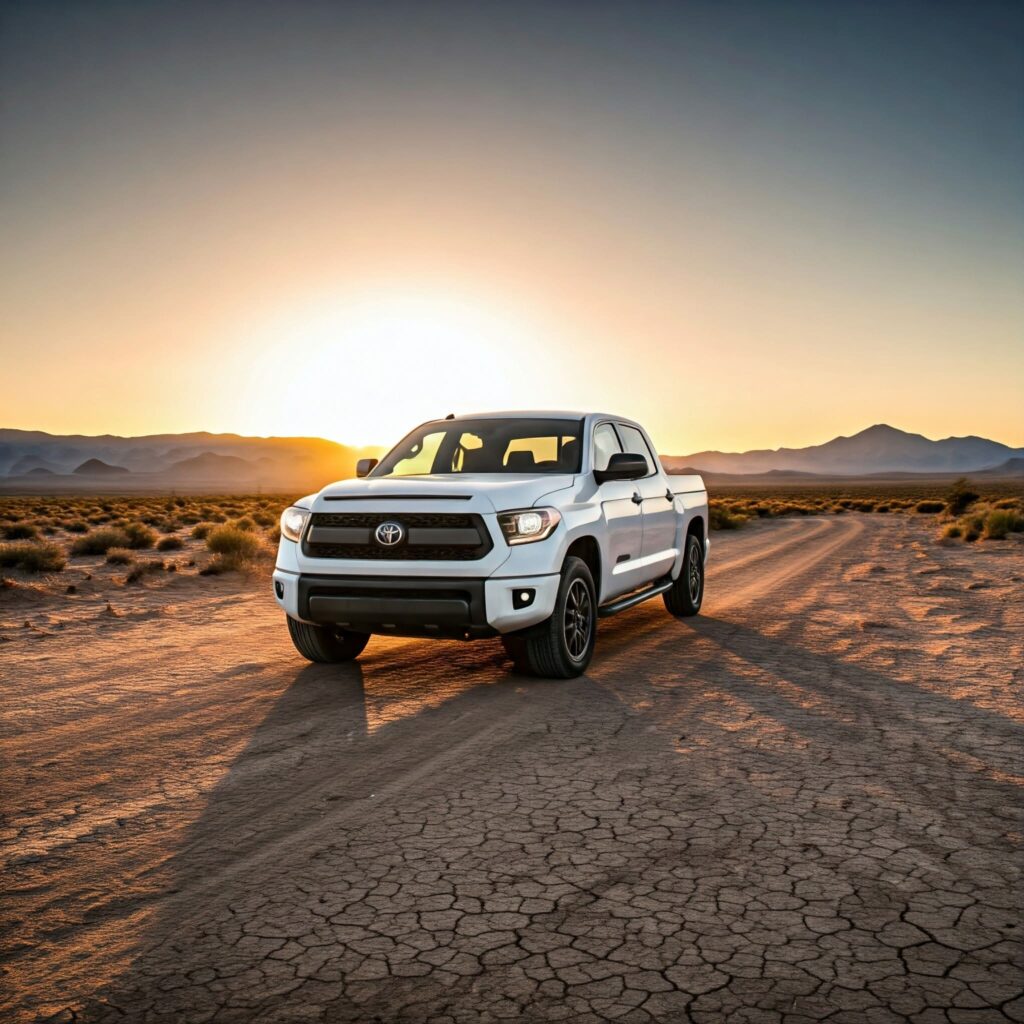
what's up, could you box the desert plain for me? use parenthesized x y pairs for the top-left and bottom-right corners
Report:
(1, 495), (1023, 1023)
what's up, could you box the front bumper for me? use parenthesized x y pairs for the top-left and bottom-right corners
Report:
(273, 568), (560, 638)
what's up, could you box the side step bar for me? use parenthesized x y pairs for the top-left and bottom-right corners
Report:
(598, 577), (673, 618)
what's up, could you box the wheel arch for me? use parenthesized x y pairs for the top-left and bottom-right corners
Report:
(565, 534), (602, 599)
(687, 514), (706, 551)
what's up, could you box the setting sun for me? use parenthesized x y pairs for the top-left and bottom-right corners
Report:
(222, 286), (578, 445)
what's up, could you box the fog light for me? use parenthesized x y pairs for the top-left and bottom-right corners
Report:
(274, 580), (284, 599)
(513, 588), (535, 610)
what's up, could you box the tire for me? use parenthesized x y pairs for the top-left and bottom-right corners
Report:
(516, 556), (597, 678)
(286, 616), (370, 663)
(664, 532), (704, 617)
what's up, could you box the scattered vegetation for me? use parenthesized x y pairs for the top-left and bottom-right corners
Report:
(71, 527), (133, 555)
(3, 522), (39, 540)
(122, 521), (158, 549)
(0, 541), (67, 573)
(983, 508), (1024, 540)
(946, 478), (980, 516)
(156, 535), (184, 551)
(105, 547), (135, 565)
(126, 560), (166, 584)
(701, 479), (1022, 550)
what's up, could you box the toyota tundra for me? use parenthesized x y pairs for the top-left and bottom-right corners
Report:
(273, 412), (709, 677)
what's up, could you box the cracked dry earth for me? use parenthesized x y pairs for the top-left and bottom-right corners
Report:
(2, 515), (1023, 1024)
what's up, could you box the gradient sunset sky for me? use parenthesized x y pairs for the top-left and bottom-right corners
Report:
(1, 0), (1022, 453)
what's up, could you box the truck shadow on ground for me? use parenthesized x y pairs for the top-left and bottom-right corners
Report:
(77, 607), (1023, 1022)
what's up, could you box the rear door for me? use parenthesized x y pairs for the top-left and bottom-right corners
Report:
(617, 423), (678, 578)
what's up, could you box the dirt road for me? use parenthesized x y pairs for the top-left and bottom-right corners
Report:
(3, 516), (1023, 1022)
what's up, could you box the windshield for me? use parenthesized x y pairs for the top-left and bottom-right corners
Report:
(373, 418), (583, 477)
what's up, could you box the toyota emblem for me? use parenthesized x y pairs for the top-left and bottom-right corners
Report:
(374, 521), (405, 547)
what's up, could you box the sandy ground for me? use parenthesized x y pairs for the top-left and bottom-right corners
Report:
(2, 515), (1022, 1023)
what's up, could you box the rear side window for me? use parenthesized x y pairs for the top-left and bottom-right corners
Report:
(592, 422), (622, 472)
(616, 424), (656, 476)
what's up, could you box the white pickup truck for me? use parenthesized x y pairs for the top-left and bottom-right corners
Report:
(274, 412), (708, 678)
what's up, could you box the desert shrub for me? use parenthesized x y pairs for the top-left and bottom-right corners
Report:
(994, 498), (1022, 511)
(106, 547), (135, 565)
(71, 527), (132, 555)
(983, 509), (1024, 540)
(915, 501), (945, 514)
(157, 535), (183, 551)
(710, 505), (746, 530)
(126, 560), (165, 584)
(253, 512), (276, 527)
(233, 516), (257, 532)
(123, 522), (157, 549)
(4, 522), (39, 540)
(947, 478), (979, 516)
(63, 520), (90, 533)
(0, 542), (66, 572)
(206, 525), (263, 559)
(191, 522), (213, 539)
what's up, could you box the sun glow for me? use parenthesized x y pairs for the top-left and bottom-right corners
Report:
(222, 286), (578, 446)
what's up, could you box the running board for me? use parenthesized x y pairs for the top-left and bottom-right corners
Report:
(598, 577), (673, 618)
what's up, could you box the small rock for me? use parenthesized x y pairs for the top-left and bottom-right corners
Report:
(66, 584), (77, 594)
(859, 620), (891, 630)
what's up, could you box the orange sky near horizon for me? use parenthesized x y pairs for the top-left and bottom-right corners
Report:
(1, 2), (1022, 454)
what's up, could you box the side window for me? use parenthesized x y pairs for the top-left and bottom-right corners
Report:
(388, 430), (444, 476)
(592, 422), (622, 473)
(616, 424), (655, 476)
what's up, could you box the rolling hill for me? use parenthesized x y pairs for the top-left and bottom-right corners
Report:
(661, 425), (1024, 477)
(0, 430), (384, 492)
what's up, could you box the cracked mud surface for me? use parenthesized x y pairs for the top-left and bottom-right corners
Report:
(2, 515), (1022, 1022)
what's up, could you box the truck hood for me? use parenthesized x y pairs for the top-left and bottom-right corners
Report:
(315, 474), (577, 512)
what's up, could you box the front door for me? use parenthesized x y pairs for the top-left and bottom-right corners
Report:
(593, 422), (644, 600)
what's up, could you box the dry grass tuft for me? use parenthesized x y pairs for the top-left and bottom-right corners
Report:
(71, 527), (132, 556)
(3, 522), (39, 540)
(0, 542), (67, 572)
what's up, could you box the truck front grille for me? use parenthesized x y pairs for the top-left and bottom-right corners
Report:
(303, 512), (493, 561)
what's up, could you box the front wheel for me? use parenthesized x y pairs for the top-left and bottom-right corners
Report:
(510, 556), (597, 678)
(287, 617), (370, 663)
(664, 533), (704, 617)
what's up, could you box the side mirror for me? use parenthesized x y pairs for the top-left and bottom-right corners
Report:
(594, 452), (648, 484)
(356, 458), (378, 478)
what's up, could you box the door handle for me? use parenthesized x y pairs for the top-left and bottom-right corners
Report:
(631, 492), (643, 505)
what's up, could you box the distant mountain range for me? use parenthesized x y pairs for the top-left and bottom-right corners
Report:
(662, 425), (1024, 478)
(0, 429), (383, 493)
(0, 424), (1021, 493)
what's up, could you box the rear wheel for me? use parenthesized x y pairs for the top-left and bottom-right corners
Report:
(664, 533), (704, 617)
(508, 556), (597, 678)
(287, 616), (370, 663)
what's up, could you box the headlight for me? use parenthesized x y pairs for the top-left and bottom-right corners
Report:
(280, 506), (310, 543)
(497, 507), (561, 545)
